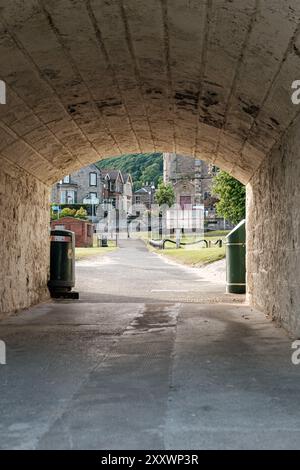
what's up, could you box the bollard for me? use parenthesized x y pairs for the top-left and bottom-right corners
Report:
(225, 220), (246, 294)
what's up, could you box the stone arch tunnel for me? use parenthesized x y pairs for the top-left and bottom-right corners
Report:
(0, 0), (300, 334)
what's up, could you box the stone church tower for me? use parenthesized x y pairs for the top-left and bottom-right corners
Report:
(163, 153), (216, 210)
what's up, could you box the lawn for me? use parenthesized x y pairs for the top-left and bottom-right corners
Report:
(135, 230), (229, 243)
(204, 230), (230, 238)
(75, 243), (116, 261)
(153, 245), (225, 267)
(148, 230), (227, 267)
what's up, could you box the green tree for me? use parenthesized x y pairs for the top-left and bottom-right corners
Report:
(155, 182), (175, 207)
(212, 171), (246, 224)
(75, 207), (88, 219)
(140, 162), (161, 187)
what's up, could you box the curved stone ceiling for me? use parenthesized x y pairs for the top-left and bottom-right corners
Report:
(0, 0), (300, 184)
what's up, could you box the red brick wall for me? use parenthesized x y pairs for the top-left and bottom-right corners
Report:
(51, 217), (93, 247)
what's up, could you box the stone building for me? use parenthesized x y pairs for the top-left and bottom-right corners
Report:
(51, 164), (133, 221)
(163, 154), (234, 230)
(51, 164), (103, 206)
(102, 170), (133, 213)
(134, 184), (156, 209)
(163, 153), (217, 209)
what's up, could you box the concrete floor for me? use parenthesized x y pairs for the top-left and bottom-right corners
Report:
(0, 239), (299, 450)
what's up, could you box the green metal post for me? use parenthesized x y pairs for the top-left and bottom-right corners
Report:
(225, 219), (246, 294)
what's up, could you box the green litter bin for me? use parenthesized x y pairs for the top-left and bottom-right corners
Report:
(225, 219), (246, 294)
(48, 228), (78, 298)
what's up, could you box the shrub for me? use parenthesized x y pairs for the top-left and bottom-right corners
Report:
(75, 207), (88, 219)
(60, 207), (76, 218)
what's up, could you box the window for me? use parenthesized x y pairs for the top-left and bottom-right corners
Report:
(89, 172), (97, 186)
(67, 190), (76, 203)
(63, 175), (70, 184)
(135, 196), (141, 204)
(89, 192), (97, 201)
(60, 190), (76, 204)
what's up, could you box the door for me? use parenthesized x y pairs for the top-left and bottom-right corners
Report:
(180, 195), (191, 209)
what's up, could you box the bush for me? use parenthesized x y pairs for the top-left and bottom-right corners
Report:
(60, 207), (76, 218)
(75, 207), (88, 219)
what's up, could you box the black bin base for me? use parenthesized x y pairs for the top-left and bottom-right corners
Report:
(49, 289), (79, 299)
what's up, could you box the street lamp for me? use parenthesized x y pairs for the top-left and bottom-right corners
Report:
(148, 182), (155, 208)
(148, 183), (155, 238)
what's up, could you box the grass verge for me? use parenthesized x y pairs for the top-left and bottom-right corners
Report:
(75, 244), (116, 261)
(148, 230), (227, 267)
(152, 245), (225, 267)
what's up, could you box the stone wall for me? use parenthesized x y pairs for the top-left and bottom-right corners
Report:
(247, 118), (300, 337)
(0, 157), (50, 317)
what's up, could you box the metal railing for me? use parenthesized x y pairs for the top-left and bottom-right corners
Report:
(148, 238), (223, 250)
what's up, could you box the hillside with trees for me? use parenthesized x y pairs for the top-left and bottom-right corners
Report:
(96, 153), (163, 191)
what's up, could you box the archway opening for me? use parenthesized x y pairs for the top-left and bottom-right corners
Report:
(0, 0), (300, 334)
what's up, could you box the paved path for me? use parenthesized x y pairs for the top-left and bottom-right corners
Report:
(76, 239), (238, 304)
(0, 239), (299, 449)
